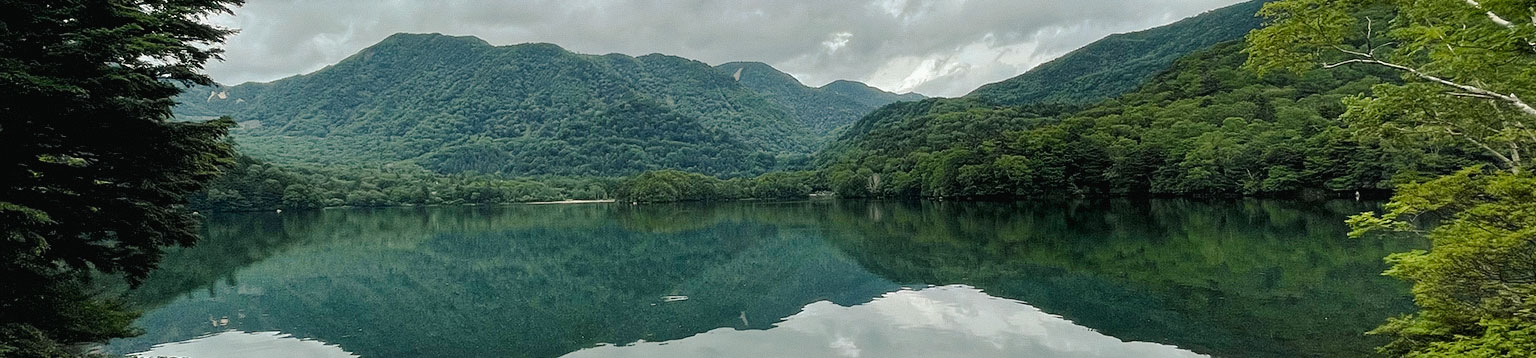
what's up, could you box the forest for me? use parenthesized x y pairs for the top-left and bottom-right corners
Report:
(189, 156), (618, 211)
(173, 33), (918, 178)
(4, 0), (1534, 356)
(815, 41), (1480, 199)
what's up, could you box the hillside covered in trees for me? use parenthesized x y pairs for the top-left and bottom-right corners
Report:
(802, 0), (1490, 200)
(716, 62), (924, 133)
(814, 40), (1479, 199)
(175, 33), (920, 178)
(965, 0), (1268, 106)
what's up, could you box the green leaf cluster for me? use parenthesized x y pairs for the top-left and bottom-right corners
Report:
(1249, 0), (1536, 355)
(1347, 168), (1536, 356)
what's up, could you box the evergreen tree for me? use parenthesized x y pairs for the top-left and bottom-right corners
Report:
(0, 0), (243, 355)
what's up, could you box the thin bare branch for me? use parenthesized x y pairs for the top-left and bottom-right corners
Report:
(1510, 141), (1523, 172)
(1448, 92), (1499, 99)
(1332, 45), (1372, 58)
(1331, 56), (1536, 118)
(1447, 128), (1521, 171)
(1465, 0), (1516, 28)
(1324, 59), (1373, 69)
(1512, 120), (1536, 145)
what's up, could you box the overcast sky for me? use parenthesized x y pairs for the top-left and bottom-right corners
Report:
(203, 0), (1246, 97)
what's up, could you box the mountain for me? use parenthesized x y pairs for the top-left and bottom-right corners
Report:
(177, 33), (911, 177)
(966, 0), (1268, 106)
(819, 80), (925, 108)
(827, 0), (1273, 157)
(817, 38), (1472, 198)
(714, 62), (922, 133)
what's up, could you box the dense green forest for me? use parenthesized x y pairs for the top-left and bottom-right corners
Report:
(611, 169), (822, 203)
(615, 40), (1479, 203)
(816, 40), (1479, 199)
(189, 156), (618, 211)
(175, 34), (918, 178)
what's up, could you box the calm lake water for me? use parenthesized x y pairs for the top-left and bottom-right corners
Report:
(108, 199), (1421, 358)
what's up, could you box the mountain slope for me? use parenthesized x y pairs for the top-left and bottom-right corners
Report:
(819, 80), (925, 108)
(965, 0), (1267, 106)
(818, 39), (1474, 198)
(829, 0), (1271, 154)
(178, 33), (890, 177)
(714, 62), (922, 133)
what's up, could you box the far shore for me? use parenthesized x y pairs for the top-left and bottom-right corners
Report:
(523, 199), (618, 205)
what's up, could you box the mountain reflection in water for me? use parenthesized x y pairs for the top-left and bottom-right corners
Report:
(109, 199), (1419, 358)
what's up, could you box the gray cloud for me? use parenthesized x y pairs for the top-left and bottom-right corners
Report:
(204, 0), (1244, 97)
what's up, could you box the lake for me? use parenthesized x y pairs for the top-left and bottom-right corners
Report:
(108, 199), (1420, 357)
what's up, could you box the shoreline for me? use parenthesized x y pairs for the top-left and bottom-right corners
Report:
(523, 199), (617, 205)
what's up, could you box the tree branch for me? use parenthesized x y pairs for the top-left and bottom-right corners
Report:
(1510, 141), (1522, 172)
(1465, 0), (1516, 28)
(1464, 0), (1536, 49)
(1448, 128), (1522, 172)
(1447, 92), (1499, 99)
(1332, 57), (1536, 118)
(1512, 120), (1536, 146)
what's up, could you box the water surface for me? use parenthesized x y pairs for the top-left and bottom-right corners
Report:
(111, 199), (1420, 357)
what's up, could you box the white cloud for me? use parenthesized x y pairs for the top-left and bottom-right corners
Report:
(202, 0), (1246, 97)
(560, 286), (1207, 358)
(823, 32), (854, 53)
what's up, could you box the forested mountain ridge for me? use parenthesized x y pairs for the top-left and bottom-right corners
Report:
(819, 80), (926, 108)
(814, 39), (1482, 198)
(966, 0), (1268, 106)
(796, 0), (1484, 199)
(714, 62), (924, 133)
(176, 33), (914, 177)
(826, 0), (1271, 160)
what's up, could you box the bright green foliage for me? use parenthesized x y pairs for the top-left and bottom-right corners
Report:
(178, 34), (910, 178)
(716, 62), (923, 134)
(616, 170), (734, 203)
(1347, 168), (1536, 357)
(1250, 0), (1536, 355)
(966, 0), (1268, 106)
(1246, 0), (1536, 173)
(748, 171), (819, 199)
(820, 41), (1475, 198)
(0, 0), (243, 354)
(189, 156), (618, 211)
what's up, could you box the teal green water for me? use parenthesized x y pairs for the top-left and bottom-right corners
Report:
(109, 199), (1420, 358)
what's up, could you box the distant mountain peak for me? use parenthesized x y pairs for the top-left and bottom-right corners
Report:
(174, 35), (912, 177)
(965, 0), (1267, 106)
(375, 32), (493, 48)
(821, 80), (924, 101)
(712, 62), (924, 133)
(716, 62), (805, 87)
